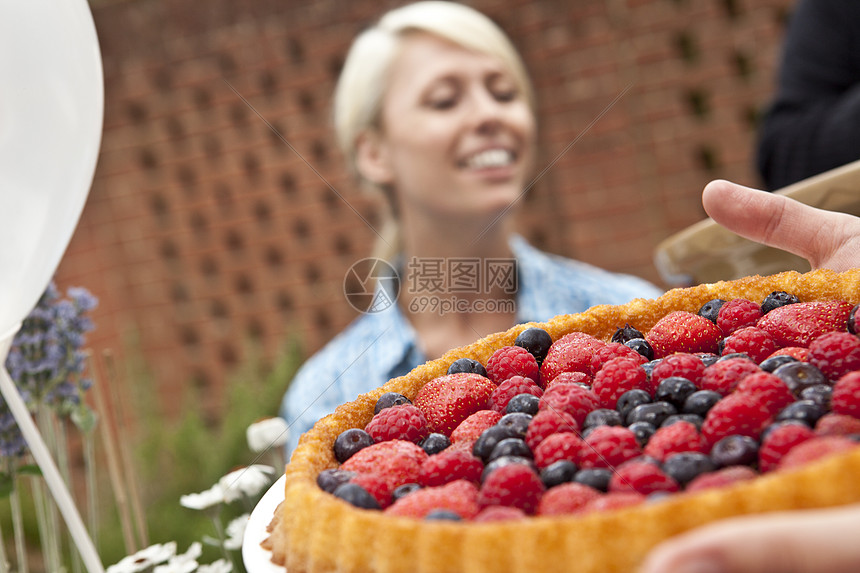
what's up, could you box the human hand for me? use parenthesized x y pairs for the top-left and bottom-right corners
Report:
(702, 180), (860, 272)
(638, 503), (860, 573)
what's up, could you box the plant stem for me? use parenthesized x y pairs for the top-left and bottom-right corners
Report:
(83, 432), (99, 551)
(10, 478), (29, 573)
(35, 407), (63, 572)
(0, 503), (10, 573)
(209, 512), (235, 569)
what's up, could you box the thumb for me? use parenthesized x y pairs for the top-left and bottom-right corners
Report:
(639, 505), (860, 573)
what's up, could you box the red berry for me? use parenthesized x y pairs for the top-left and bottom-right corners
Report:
(578, 492), (645, 515)
(478, 464), (545, 515)
(643, 421), (708, 461)
(758, 301), (854, 347)
(717, 298), (762, 336)
(649, 353), (706, 395)
(701, 393), (772, 446)
(777, 436), (858, 471)
(735, 372), (795, 416)
(450, 410), (503, 445)
(539, 383), (600, 428)
(418, 449), (483, 487)
(473, 505), (527, 522)
(816, 413), (860, 436)
(537, 482), (601, 516)
(592, 357), (648, 409)
(342, 440), (428, 492)
(540, 332), (606, 383)
(758, 423), (815, 473)
(414, 373), (497, 436)
(385, 479), (480, 519)
(646, 311), (722, 359)
(487, 346), (540, 385)
(365, 404), (429, 444)
(608, 460), (680, 495)
(685, 466), (757, 492)
(808, 332), (860, 381)
(545, 371), (592, 389)
(831, 371), (860, 418)
(489, 376), (542, 413)
(589, 342), (646, 373)
(767, 347), (810, 362)
(700, 358), (761, 396)
(533, 432), (585, 469)
(579, 426), (641, 469)
(524, 409), (580, 451)
(349, 473), (395, 509)
(721, 327), (778, 364)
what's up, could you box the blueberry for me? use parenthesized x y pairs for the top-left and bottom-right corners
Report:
(759, 354), (797, 373)
(682, 390), (722, 417)
(374, 392), (412, 414)
(799, 384), (832, 410)
(496, 412), (533, 439)
(774, 362), (827, 395)
(628, 421), (657, 447)
(392, 482), (422, 501)
(540, 460), (578, 488)
(515, 327), (553, 365)
(573, 468), (612, 492)
(425, 509), (462, 521)
(332, 482), (380, 509)
(642, 359), (661, 379)
(617, 389), (652, 420)
(710, 435), (759, 468)
(584, 408), (624, 429)
(660, 414), (704, 430)
(698, 299), (726, 323)
(421, 433), (451, 455)
(775, 400), (825, 427)
(698, 353), (720, 367)
(317, 468), (356, 493)
(611, 324), (645, 344)
(473, 425), (518, 461)
(654, 377), (698, 410)
(505, 393), (540, 416)
(333, 428), (375, 463)
(761, 291), (800, 315)
(717, 352), (753, 363)
(488, 438), (533, 462)
(662, 452), (716, 486)
(481, 455), (536, 482)
(849, 304), (859, 335)
(624, 338), (654, 361)
(447, 357), (488, 377)
(626, 402), (677, 427)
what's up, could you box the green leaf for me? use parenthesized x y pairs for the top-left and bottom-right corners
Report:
(0, 472), (13, 498)
(17, 464), (43, 477)
(71, 405), (98, 433)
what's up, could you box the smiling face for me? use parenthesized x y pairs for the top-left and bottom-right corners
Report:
(357, 32), (537, 225)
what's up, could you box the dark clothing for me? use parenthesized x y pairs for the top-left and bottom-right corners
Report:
(756, 0), (860, 190)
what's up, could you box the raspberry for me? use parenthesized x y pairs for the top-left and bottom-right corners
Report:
(578, 492), (645, 515)
(701, 393), (772, 446)
(524, 409), (579, 451)
(608, 459), (680, 495)
(540, 332), (606, 383)
(831, 371), (860, 418)
(815, 413), (860, 436)
(589, 342), (646, 373)
(342, 440), (428, 492)
(649, 353), (706, 395)
(777, 436), (858, 470)
(643, 421), (708, 461)
(758, 423), (816, 472)
(685, 466), (757, 492)
(487, 346), (540, 385)
(539, 383), (600, 427)
(418, 448), (483, 487)
(766, 347), (810, 362)
(478, 463), (545, 514)
(735, 372), (795, 416)
(450, 410), (502, 445)
(489, 376), (542, 413)
(414, 373), (497, 436)
(545, 371), (592, 389)
(809, 332), (860, 381)
(592, 357), (648, 409)
(721, 327), (778, 364)
(536, 482), (601, 516)
(533, 432), (585, 469)
(699, 357), (760, 396)
(645, 311), (722, 358)
(365, 404), (429, 444)
(578, 426), (641, 469)
(473, 505), (527, 522)
(349, 473), (394, 509)
(717, 298), (762, 335)
(385, 479), (480, 519)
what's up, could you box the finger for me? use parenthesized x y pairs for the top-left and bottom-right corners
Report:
(639, 506), (860, 573)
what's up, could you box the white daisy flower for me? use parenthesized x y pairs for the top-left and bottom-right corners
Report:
(197, 560), (233, 573)
(223, 513), (250, 550)
(180, 484), (225, 511)
(246, 417), (289, 452)
(219, 465), (275, 503)
(152, 542), (202, 573)
(106, 541), (177, 573)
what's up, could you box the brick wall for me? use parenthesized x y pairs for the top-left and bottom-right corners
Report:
(56, 0), (795, 418)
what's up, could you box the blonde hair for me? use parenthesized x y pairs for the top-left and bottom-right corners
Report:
(333, 1), (536, 259)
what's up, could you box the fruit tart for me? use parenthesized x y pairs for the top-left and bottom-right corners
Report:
(264, 269), (860, 573)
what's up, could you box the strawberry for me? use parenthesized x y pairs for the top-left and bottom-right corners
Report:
(757, 301), (854, 348)
(540, 332), (606, 383)
(385, 479), (480, 519)
(645, 311), (722, 359)
(414, 373), (497, 436)
(341, 440), (428, 491)
(450, 410), (502, 444)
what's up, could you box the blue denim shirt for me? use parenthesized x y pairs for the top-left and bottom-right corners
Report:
(280, 235), (663, 455)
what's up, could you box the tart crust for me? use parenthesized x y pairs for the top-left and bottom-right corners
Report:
(266, 269), (860, 573)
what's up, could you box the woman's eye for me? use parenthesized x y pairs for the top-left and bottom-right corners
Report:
(492, 88), (517, 102)
(427, 96), (457, 110)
